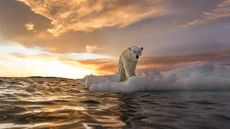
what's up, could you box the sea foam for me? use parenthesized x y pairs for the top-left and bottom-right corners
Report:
(84, 63), (230, 93)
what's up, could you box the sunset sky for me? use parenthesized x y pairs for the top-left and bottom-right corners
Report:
(0, 0), (230, 78)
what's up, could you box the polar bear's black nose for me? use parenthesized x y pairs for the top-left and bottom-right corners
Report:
(136, 56), (139, 59)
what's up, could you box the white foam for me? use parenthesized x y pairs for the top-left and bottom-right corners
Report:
(84, 63), (230, 93)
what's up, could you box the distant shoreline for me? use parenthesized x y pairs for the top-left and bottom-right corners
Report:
(0, 76), (79, 80)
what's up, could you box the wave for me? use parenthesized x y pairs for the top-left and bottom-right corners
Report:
(84, 63), (230, 93)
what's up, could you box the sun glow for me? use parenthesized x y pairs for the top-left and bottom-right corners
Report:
(0, 56), (93, 79)
(41, 61), (93, 78)
(24, 59), (93, 79)
(0, 42), (95, 78)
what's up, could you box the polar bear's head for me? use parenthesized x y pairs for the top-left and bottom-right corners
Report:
(128, 46), (143, 61)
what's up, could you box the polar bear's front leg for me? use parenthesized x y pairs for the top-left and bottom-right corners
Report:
(119, 66), (127, 81)
(122, 59), (135, 79)
(124, 64), (132, 78)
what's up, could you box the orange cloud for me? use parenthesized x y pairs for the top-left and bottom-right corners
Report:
(77, 50), (230, 74)
(78, 59), (117, 74)
(184, 0), (230, 27)
(24, 23), (34, 31)
(19, 0), (165, 36)
(86, 45), (103, 53)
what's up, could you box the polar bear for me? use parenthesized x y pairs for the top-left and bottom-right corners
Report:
(118, 46), (143, 81)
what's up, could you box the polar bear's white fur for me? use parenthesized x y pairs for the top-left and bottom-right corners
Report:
(118, 46), (143, 81)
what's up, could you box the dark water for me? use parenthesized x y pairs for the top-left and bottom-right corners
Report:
(0, 77), (230, 129)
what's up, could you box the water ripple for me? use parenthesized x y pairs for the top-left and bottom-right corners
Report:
(0, 77), (230, 129)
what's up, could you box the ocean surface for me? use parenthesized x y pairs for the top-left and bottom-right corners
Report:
(0, 77), (230, 129)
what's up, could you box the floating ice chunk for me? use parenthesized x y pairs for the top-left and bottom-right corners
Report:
(84, 63), (230, 93)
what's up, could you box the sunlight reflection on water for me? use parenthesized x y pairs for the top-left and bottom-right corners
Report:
(0, 77), (230, 129)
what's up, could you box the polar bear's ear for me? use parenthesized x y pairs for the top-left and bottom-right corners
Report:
(140, 47), (143, 51)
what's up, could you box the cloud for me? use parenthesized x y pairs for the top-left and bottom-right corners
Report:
(86, 44), (104, 53)
(0, 42), (45, 55)
(184, 0), (230, 27)
(0, 0), (229, 57)
(79, 59), (117, 74)
(19, 0), (165, 36)
(0, 0), (51, 39)
(24, 23), (34, 31)
(66, 52), (113, 60)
